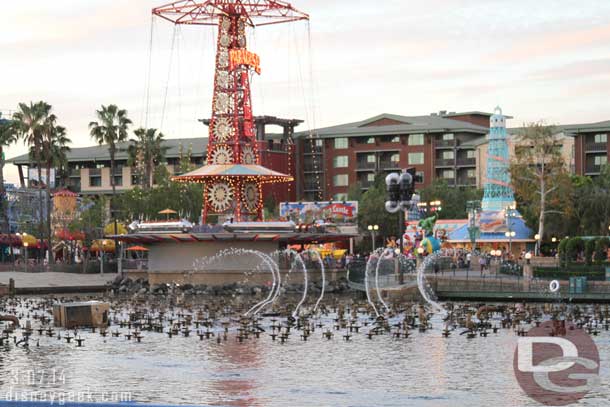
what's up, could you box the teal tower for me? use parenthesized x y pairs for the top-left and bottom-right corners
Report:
(482, 106), (516, 211)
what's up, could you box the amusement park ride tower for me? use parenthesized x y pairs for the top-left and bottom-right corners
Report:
(155, 0), (309, 223)
(481, 106), (516, 211)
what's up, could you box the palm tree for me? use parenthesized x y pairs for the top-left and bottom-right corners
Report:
(89, 105), (131, 240)
(40, 120), (71, 263)
(0, 119), (18, 233)
(128, 128), (168, 189)
(89, 105), (132, 196)
(12, 101), (51, 258)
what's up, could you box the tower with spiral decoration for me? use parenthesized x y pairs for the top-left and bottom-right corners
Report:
(154, 1), (308, 222)
(481, 106), (516, 211)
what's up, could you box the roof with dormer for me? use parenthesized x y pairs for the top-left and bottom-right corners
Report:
(293, 113), (490, 139)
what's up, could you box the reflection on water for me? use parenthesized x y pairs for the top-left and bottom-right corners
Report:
(0, 300), (608, 407)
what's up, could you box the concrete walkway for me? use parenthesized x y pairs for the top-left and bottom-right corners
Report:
(0, 272), (114, 288)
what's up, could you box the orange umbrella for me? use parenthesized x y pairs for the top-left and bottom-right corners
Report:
(125, 245), (149, 252)
(158, 208), (178, 220)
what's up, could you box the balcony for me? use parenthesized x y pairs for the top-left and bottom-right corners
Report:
(435, 158), (455, 167)
(356, 176), (375, 189)
(303, 145), (323, 155)
(303, 182), (322, 191)
(89, 168), (101, 177)
(435, 139), (455, 148)
(68, 169), (81, 178)
(379, 160), (400, 170)
(303, 164), (323, 173)
(356, 161), (376, 171)
(456, 158), (476, 167)
(585, 164), (603, 175)
(457, 177), (477, 186)
(585, 142), (607, 153)
(443, 178), (456, 186)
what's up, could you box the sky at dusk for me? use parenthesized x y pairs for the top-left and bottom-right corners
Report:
(2, 0), (610, 183)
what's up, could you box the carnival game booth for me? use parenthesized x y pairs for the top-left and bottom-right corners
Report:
(447, 212), (535, 255)
(113, 220), (357, 286)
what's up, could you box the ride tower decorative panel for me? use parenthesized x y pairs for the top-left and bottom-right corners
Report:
(155, 1), (308, 222)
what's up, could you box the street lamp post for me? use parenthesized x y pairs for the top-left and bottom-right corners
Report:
(504, 205), (518, 255)
(505, 230), (516, 255)
(466, 200), (481, 252)
(23, 242), (29, 273)
(100, 240), (109, 275)
(385, 169), (418, 256)
(534, 234), (540, 256)
(367, 225), (379, 252)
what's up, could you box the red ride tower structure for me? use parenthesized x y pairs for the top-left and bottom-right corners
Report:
(155, 0), (308, 223)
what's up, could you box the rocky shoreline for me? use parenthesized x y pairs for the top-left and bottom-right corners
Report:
(109, 275), (352, 297)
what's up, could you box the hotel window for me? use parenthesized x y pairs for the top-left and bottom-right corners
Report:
(409, 134), (424, 146)
(416, 171), (424, 183)
(89, 176), (101, 187)
(467, 169), (476, 178)
(442, 151), (454, 160)
(367, 154), (376, 163)
(333, 174), (349, 187)
(334, 193), (348, 201)
(594, 155), (607, 166)
(366, 137), (375, 144)
(334, 138), (348, 149)
(466, 150), (476, 159)
(391, 136), (400, 143)
(95, 163), (105, 169)
(315, 139), (323, 147)
(408, 152), (424, 165)
(114, 176), (123, 186)
(594, 134), (608, 143)
(367, 173), (376, 182)
(443, 170), (455, 179)
(333, 155), (349, 168)
(443, 133), (454, 141)
(390, 153), (400, 164)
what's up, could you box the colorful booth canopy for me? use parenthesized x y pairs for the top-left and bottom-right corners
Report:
(171, 164), (293, 184)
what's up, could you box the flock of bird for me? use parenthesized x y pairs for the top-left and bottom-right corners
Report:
(0, 294), (608, 350)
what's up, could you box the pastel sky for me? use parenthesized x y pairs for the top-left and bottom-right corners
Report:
(2, 0), (610, 183)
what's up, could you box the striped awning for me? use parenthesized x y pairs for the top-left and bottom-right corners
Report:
(172, 164), (293, 184)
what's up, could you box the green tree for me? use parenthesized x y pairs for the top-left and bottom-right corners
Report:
(584, 238), (596, 266)
(509, 122), (573, 254)
(573, 165), (610, 236)
(418, 180), (482, 219)
(358, 175), (397, 247)
(89, 105), (132, 236)
(347, 182), (363, 202)
(39, 116), (71, 263)
(12, 101), (52, 256)
(0, 119), (18, 232)
(128, 128), (168, 189)
(594, 237), (609, 264)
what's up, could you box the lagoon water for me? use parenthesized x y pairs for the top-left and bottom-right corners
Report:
(0, 308), (609, 407)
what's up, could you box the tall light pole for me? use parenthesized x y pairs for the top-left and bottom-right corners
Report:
(100, 240), (109, 275)
(534, 234), (540, 256)
(367, 225), (379, 252)
(505, 231), (516, 254)
(467, 200), (481, 252)
(385, 168), (420, 255)
(505, 205), (518, 255)
(23, 242), (29, 273)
